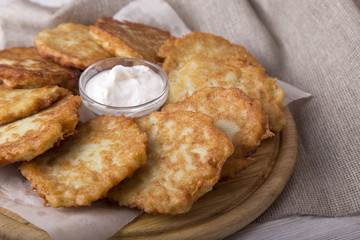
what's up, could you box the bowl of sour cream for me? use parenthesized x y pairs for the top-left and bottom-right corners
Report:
(79, 57), (168, 118)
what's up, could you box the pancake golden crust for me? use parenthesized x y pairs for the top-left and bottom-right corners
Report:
(162, 87), (273, 180)
(157, 32), (263, 74)
(35, 22), (114, 70)
(90, 17), (170, 63)
(108, 111), (234, 215)
(166, 56), (286, 132)
(20, 115), (148, 208)
(0, 85), (70, 126)
(0, 95), (81, 168)
(0, 47), (80, 90)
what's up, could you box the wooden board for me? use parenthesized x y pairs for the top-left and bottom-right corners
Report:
(0, 107), (297, 240)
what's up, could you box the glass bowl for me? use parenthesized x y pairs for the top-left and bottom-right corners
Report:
(79, 57), (168, 118)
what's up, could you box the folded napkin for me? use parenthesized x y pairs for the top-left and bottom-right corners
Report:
(0, 0), (359, 239)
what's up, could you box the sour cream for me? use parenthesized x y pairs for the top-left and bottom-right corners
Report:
(85, 65), (164, 107)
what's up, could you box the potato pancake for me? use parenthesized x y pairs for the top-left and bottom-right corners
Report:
(165, 56), (285, 132)
(0, 95), (81, 167)
(163, 87), (273, 180)
(20, 115), (148, 208)
(157, 32), (263, 73)
(0, 47), (80, 90)
(0, 85), (70, 126)
(108, 111), (234, 215)
(35, 22), (113, 70)
(90, 17), (170, 63)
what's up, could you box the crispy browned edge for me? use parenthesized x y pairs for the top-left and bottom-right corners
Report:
(0, 86), (71, 126)
(90, 17), (170, 63)
(34, 23), (113, 70)
(0, 47), (81, 90)
(0, 95), (82, 167)
(157, 32), (264, 74)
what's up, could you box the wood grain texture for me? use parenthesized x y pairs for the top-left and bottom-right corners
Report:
(0, 107), (297, 240)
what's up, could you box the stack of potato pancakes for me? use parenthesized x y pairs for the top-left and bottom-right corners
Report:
(0, 17), (285, 215)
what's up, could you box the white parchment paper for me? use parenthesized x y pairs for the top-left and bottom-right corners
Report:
(0, 164), (141, 240)
(0, 0), (311, 240)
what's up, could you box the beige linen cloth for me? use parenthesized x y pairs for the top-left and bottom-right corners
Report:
(0, 0), (359, 221)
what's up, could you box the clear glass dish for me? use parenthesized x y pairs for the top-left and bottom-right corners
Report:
(79, 57), (168, 118)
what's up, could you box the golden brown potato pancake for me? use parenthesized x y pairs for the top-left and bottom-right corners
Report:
(0, 47), (80, 90)
(157, 32), (263, 74)
(162, 87), (273, 180)
(35, 22), (114, 70)
(108, 111), (234, 215)
(165, 56), (285, 132)
(20, 115), (148, 208)
(0, 95), (81, 167)
(0, 85), (70, 126)
(90, 17), (170, 63)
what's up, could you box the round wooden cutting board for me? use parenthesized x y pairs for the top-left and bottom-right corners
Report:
(0, 107), (297, 240)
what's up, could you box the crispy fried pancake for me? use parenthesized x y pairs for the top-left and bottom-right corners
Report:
(20, 115), (148, 208)
(0, 47), (80, 90)
(157, 32), (263, 74)
(35, 23), (114, 70)
(0, 95), (81, 167)
(0, 85), (70, 126)
(108, 111), (234, 215)
(165, 56), (285, 132)
(90, 17), (170, 63)
(162, 87), (273, 180)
